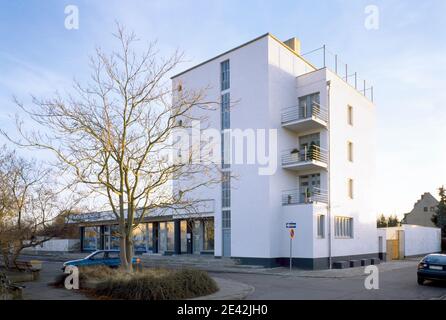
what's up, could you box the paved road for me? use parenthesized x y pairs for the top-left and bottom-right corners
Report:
(17, 257), (446, 300)
(21, 261), (87, 300)
(210, 264), (446, 300)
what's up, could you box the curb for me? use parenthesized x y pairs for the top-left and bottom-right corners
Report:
(192, 277), (254, 300)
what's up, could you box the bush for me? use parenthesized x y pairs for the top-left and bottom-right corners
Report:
(80, 267), (218, 300)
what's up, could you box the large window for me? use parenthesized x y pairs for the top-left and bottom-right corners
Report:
(317, 215), (325, 238)
(133, 224), (147, 252)
(180, 220), (188, 253)
(83, 226), (99, 251)
(222, 210), (231, 229)
(335, 217), (353, 238)
(203, 219), (215, 251)
(221, 93), (230, 130)
(166, 221), (175, 251)
(221, 60), (230, 91)
(222, 171), (231, 208)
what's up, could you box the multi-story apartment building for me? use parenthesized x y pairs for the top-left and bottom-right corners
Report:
(74, 33), (381, 269)
(169, 33), (380, 269)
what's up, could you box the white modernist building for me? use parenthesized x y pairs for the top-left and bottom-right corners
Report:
(170, 33), (381, 269)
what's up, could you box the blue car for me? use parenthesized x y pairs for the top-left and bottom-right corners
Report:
(417, 253), (446, 285)
(62, 250), (141, 271)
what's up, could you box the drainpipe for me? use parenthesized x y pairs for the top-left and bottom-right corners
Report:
(326, 80), (332, 269)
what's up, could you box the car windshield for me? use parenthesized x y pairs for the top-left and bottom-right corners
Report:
(424, 255), (446, 264)
(85, 251), (106, 260)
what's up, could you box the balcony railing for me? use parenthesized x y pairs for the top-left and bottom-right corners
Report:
(281, 145), (328, 167)
(282, 187), (328, 205)
(281, 102), (328, 125)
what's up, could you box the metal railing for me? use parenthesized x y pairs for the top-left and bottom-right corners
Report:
(281, 145), (328, 166)
(281, 102), (328, 125)
(282, 187), (328, 205)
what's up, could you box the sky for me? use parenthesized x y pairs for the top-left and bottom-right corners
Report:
(0, 0), (445, 217)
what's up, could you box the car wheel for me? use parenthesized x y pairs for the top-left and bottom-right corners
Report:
(417, 277), (424, 285)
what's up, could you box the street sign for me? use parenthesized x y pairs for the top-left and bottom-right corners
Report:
(289, 229), (295, 239)
(286, 222), (296, 229)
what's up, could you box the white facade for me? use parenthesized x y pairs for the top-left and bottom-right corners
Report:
(386, 225), (441, 257)
(171, 33), (380, 269)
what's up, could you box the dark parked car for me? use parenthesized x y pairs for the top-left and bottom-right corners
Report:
(62, 250), (140, 271)
(417, 254), (446, 285)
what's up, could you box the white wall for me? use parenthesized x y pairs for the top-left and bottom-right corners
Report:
(327, 69), (378, 257)
(403, 225), (441, 256)
(22, 238), (81, 252)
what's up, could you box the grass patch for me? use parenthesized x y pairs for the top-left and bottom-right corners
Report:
(54, 266), (218, 300)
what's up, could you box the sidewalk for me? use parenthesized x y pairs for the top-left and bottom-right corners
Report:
(21, 261), (88, 300)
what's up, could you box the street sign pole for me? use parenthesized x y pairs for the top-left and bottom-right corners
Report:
(286, 222), (296, 273)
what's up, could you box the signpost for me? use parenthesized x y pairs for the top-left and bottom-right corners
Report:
(286, 222), (296, 271)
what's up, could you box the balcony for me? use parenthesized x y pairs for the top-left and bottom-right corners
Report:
(281, 145), (328, 171)
(282, 187), (328, 206)
(281, 102), (328, 133)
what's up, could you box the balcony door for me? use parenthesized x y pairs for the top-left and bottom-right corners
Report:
(300, 173), (321, 203)
(299, 92), (320, 119)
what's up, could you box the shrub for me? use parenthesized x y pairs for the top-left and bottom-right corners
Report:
(81, 267), (218, 300)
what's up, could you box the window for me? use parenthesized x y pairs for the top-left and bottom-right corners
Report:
(221, 93), (230, 129)
(348, 179), (354, 199)
(347, 105), (353, 125)
(203, 219), (215, 251)
(424, 207), (428, 212)
(335, 217), (353, 238)
(317, 215), (325, 238)
(430, 207), (436, 212)
(348, 141), (353, 162)
(222, 171), (231, 208)
(221, 60), (230, 91)
(222, 210), (231, 229)
(298, 92), (320, 119)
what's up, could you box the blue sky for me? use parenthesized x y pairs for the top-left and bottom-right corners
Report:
(1, 0), (445, 217)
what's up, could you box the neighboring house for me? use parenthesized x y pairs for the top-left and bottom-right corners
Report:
(401, 192), (438, 228)
(71, 33), (381, 269)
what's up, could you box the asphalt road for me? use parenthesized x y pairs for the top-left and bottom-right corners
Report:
(16, 257), (446, 300)
(210, 265), (446, 300)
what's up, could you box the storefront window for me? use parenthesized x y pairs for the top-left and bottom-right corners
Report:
(147, 223), (153, 252)
(133, 224), (147, 252)
(180, 220), (188, 253)
(110, 225), (120, 250)
(83, 226), (99, 251)
(166, 221), (174, 251)
(203, 219), (214, 251)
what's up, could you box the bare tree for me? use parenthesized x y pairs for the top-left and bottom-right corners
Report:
(1, 25), (221, 271)
(0, 147), (73, 268)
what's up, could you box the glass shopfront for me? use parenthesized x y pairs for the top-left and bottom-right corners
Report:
(203, 219), (215, 251)
(81, 218), (214, 255)
(83, 226), (100, 251)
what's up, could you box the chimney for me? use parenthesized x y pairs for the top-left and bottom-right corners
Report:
(284, 37), (301, 55)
